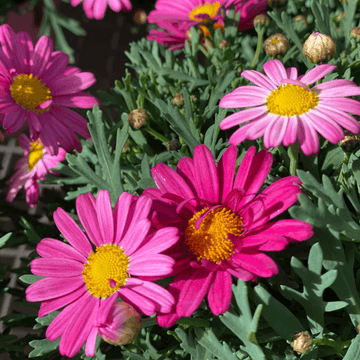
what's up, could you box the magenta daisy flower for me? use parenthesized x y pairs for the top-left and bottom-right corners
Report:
(141, 144), (313, 327)
(7, 134), (66, 208)
(219, 59), (360, 155)
(70, 0), (132, 20)
(25, 190), (178, 357)
(0, 24), (99, 155)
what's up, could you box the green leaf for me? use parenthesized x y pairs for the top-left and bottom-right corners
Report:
(343, 334), (360, 360)
(0, 233), (12, 248)
(34, 311), (60, 329)
(19, 274), (44, 285)
(28, 338), (60, 358)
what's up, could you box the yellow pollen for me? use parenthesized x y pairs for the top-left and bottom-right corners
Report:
(82, 244), (130, 299)
(272, 38), (280, 45)
(266, 83), (319, 117)
(28, 139), (44, 171)
(185, 207), (243, 263)
(189, 1), (221, 23)
(10, 73), (52, 113)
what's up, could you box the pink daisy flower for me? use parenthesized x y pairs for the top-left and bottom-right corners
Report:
(6, 134), (66, 208)
(147, 0), (267, 49)
(141, 144), (313, 327)
(70, 0), (132, 20)
(219, 59), (360, 155)
(0, 24), (99, 155)
(25, 190), (178, 357)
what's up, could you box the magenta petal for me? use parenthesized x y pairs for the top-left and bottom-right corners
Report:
(283, 116), (298, 146)
(50, 72), (97, 95)
(118, 287), (156, 316)
(39, 285), (87, 318)
(227, 266), (257, 281)
(121, 218), (151, 256)
(53, 207), (93, 257)
(193, 145), (219, 204)
(241, 69), (277, 90)
(175, 267), (214, 317)
(217, 145), (237, 203)
(113, 192), (135, 245)
(231, 251), (278, 277)
(41, 51), (69, 84)
(299, 64), (337, 85)
(207, 270), (232, 315)
(26, 276), (84, 302)
(156, 311), (180, 328)
(96, 190), (114, 244)
(219, 86), (268, 108)
(219, 106), (268, 130)
(36, 238), (86, 263)
(59, 295), (99, 358)
(31, 35), (53, 79)
(128, 254), (175, 276)
(3, 106), (26, 133)
(53, 92), (99, 108)
(76, 192), (103, 247)
(97, 292), (119, 325)
(297, 117), (320, 155)
(263, 59), (287, 86)
(31, 258), (84, 277)
(85, 327), (98, 357)
(263, 116), (288, 148)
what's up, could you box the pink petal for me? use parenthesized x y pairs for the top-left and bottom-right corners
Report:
(226, 266), (257, 281)
(121, 218), (151, 256)
(282, 116), (298, 146)
(219, 86), (268, 108)
(39, 285), (87, 317)
(217, 145), (237, 203)
(31, 36), (53, 79)
(297, 117), (320, 155)
(50, 72), (97, 95)
(93, 0), (108, 19)
(207, 270), (232, 315)
(263, 116), (288, 148)
(17, 32), (33, 71)
(85, 327), (98, 357)
(31, 258), (84, 277)
(241, 69), (277, 91)
(36, 238), (86, 263)
(118, 286), (156, 316)
(193, 145), (219, 204)
(263, 60), (287, 86)
(176, 156), (199, 205)
(231, 251), (278, 277)
(53, 92), (100, 108)
(53, 207), (93, 257)
(285, 67), (298, 80)
(96, 190), (114, 244)
(3, 106), (26, 133)
(41, 51), (70, 84)
(26, 276), (84, 302)
(219, 106), (268, 130)
(76, 192), (103, 247)
(128, 254), (175, 276)
(6, 167), (31, 203)
(175, 267), (214, 317)
(299, 64), (337, 85)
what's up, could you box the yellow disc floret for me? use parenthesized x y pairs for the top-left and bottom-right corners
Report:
(82, 244), (130, 299)
(266, 83), (319, 116)
(28, 139), (44, 171)
(10, 74), (52, 113)
(189, 1), (221, 23)
(185, 207), (243, 263)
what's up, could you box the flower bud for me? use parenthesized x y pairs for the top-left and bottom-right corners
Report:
(303, 32), (336, 62)
(132, 9), (147, 25)
(264, 33), (290, 57)
(219, 39), (230, 49)
(99, 301), (142, 346)
(167, 139), (181, 151)
(292, 331), (312, 354)
(127, 109), (149, 130)
(253, 14), (270, 27)
(172, 92), (184, 106)
(350, 27), (360, 39)
(294, 15), (307, 26)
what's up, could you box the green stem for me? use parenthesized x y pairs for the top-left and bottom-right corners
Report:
(145, 127), (170, 145)
(141, 317), (211, 329)
(289, 142), (299, 176)
(250, 29), (264, 69)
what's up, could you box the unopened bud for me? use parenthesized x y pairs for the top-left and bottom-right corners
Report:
(292, 331), (312, 354)
(303, 32), (336, 62)
(132, 9), (147, 25)
(127, 109), (149, 130)
(253, 14), (270, 27)
(99, 301), (142, 346)
(167, 139), (181, 151)
(172, 92), (184, 106)
(350, 27), (360, 39)
(264, 33), (290, 57)
(294, 15), (307, 26)
(336, 12), (345, 22)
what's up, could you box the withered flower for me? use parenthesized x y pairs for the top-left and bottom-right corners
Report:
(292, 331), (312, 354)
(127, 109), (149, 130)
(294, 15), (307, 26)
(350, 27), (360, 39)
(264, 33), (290, 57)
(340, 134), (359, 149)
(172, 92), (184, 106)
(167, 139), (181, 151)
(132, 9), (147, 24)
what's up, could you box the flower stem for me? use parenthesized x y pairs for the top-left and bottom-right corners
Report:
(250, 29), (265, 69)
(289, 142), (299, 176)
(145, 127), (170, 145)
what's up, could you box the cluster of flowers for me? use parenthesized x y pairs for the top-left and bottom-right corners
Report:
(2, 0), (360, 357)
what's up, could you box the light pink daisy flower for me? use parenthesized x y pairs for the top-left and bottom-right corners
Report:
(7, 134), (66, 208)
(0, 24), (99, 155)
(147, 0), (267, 49)
(219, 59), (360, 155)
(141, 144), (313, 327)
(70, 0), (132, 20)
(25, 190), (178, 357)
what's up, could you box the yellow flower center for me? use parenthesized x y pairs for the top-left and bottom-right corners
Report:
(185, 207), (243, 263)
(266, 84), (319, 116)
(199, 22), (225, 37)
(10, 74), (52, 113)
(28, 140), (44, 171)
(189, 1), (221, 23)
(82, 244), (130, 299)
